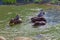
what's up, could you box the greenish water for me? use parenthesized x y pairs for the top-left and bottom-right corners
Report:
(0, 5), (60, 40)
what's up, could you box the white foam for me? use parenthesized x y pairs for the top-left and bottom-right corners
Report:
(8, 12), (12, 14)
(0, 21), (4, 23)
(19, 18), (22, 20)
(56, 27), (60, 29)
(30, 8), (42, 11)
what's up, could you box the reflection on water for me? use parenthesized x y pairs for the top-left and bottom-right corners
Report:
(45, 9), (60, 25)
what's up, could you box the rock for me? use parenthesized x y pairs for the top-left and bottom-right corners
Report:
(0, 36), (6, 40)
(14, 37), (32, 40)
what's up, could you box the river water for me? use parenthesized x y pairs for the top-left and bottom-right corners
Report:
(45, 9), (60, 25)
(0, 8), (60, 40)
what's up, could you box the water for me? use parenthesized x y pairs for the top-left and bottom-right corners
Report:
(0, 8), (60, 40)
(45, 9), (60, 25)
